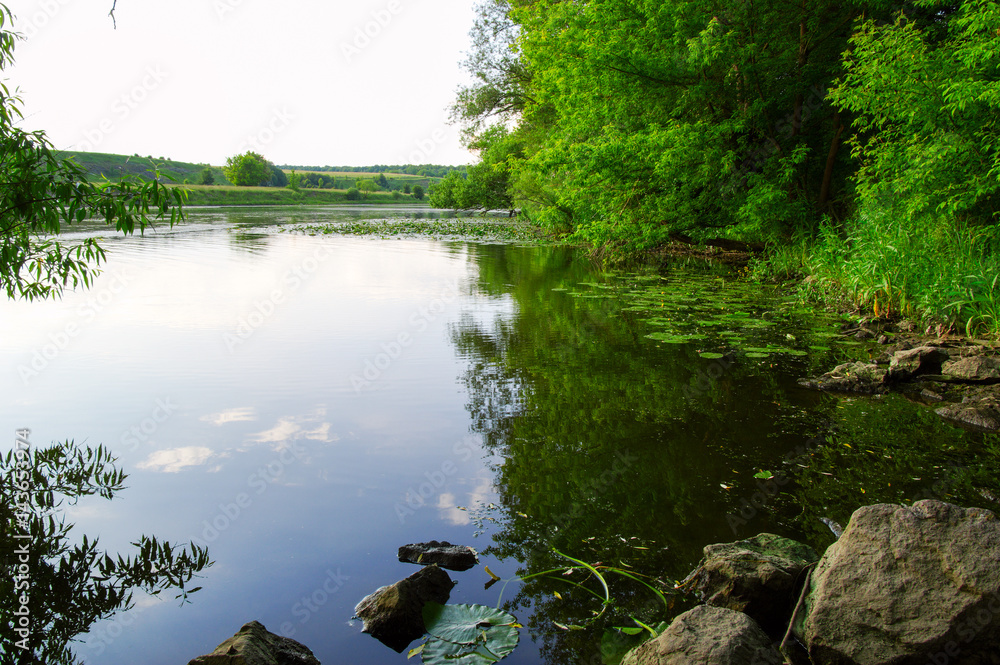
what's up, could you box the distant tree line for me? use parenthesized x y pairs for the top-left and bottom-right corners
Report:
(278, 164), (467, 179)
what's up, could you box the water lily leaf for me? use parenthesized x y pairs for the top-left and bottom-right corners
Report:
(699, 352), (726, 360)
(745, 352), (770, 358)
(421, 603), (519, 665)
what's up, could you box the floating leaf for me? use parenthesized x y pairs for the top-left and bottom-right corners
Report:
(422, 603), (519, 665)
(753, 470), (774, 480)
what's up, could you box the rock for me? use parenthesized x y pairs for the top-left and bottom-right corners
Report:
(800, 500), (1000, 665)
(887, 346), (948, 381)
(942, 355), (1000, 383)
(354, 564), (455, 653)
(620, 605), (781, 665)
(684, 533), (818, 637)
(935, 401), (1000, 430)
(798, 362), (889, 394)
(187, 620), (320, 665)
(398, 541), (479, 571)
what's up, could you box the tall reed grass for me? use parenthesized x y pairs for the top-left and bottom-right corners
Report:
(753, 207), (1000, 338)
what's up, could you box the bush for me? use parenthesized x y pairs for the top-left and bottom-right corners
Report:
(345, 187), (361, 201)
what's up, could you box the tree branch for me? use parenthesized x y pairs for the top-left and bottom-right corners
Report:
(108, 0), (117, 29)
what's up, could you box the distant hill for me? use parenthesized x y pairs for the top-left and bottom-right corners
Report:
(58, 151), (221, 185)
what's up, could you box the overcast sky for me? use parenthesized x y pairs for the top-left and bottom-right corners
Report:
(2, 0), (479, 166)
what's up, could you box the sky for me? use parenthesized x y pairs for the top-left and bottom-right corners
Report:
(2, 0), (480, 167)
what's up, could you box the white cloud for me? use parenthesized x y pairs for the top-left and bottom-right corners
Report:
(137, 447), (214, 473)
(200, 407), (257, 426)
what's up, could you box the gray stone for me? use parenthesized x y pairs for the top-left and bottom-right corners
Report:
(187, 620), (320, 665)
(936, 401), (1000, 431)
(684, 533), (818, 637)
(620, 605), (781, 665)
(798, 362), (889, 394)
(801, 500), (1000, 665)
(942, 355), (1000, 383)
(354, 564), (454, 653)
(398, 541), (479, 571)
(888, 346), (949, 381)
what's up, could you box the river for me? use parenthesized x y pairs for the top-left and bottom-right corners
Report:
(1, 206), (997, 665)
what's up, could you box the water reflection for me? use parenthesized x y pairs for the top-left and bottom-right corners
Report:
(1, 208), (998, 665)
(449, 243), (1000, 664)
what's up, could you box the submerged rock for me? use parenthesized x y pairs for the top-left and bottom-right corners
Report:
(798, 362), (889, 394)
(800, 500), (1000, 665)
(187, 620), (320, 665)
(398, 541), (479, 571)
(683, 533), (818, 637)
(621, 605), (781, 665)
(354, 564), (455, 653)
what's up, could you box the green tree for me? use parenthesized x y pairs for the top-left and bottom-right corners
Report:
(269, 164), (288, 188)
(355, 179), (378, 198)
(412, 184), (425, 200)
(375, 173), (389, 189)
(828, 0), (1000, 225)
(429, 171), (468, 208)
(199, 168), (215, 186)
(222, 151), (274, 187)
(0, 6), (184, 301)
(287, 170), (302, 192)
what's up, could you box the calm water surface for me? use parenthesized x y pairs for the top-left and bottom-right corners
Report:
(2, 206), (997, 665)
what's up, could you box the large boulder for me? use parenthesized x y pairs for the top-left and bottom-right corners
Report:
(621, 605), (781, 665)
(942, 355), (1000, 383)
(187, 620), (320, 665)
(800, 500), (1000, 665)
(684, 533), (818, 637)
(354, 564), (455, 653)
(887, 346), (949, 381)
(398, 541), (479, 571)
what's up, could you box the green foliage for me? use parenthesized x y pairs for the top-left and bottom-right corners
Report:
(222, 151), (275, 187)
(0, 440), (212, 665)
(287, 170), (302, 192)
(828, 1), (1000, 225)
(269, 164), (288, 188)
(412, 185), (425, 200)
(199, 168), (215, 186)
(804, 207), (1000, 335)
(0, 6), (184, 300)
(345, 187), (361, 201)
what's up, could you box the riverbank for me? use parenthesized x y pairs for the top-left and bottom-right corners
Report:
(175, 185), (429, 207)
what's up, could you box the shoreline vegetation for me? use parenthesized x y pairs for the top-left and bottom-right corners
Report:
(435, 0), (1000, 340)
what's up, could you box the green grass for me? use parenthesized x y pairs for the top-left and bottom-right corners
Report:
(751, 208), (1000, 338)
(59, 150), (214, 185)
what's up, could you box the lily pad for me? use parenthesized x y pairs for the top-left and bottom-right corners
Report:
(421, 603), (519, 664)
(745, 352), (770, 358)
(699, 352), (727, 360)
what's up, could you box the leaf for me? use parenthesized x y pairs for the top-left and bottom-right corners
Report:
(485, 566), (501, 581)
(753, 470), (774, 480)
(421, 604), (519, 665)
(408, 644), (425, 659)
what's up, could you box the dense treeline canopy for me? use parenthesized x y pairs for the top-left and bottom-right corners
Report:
(449, 0), (999, 252)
